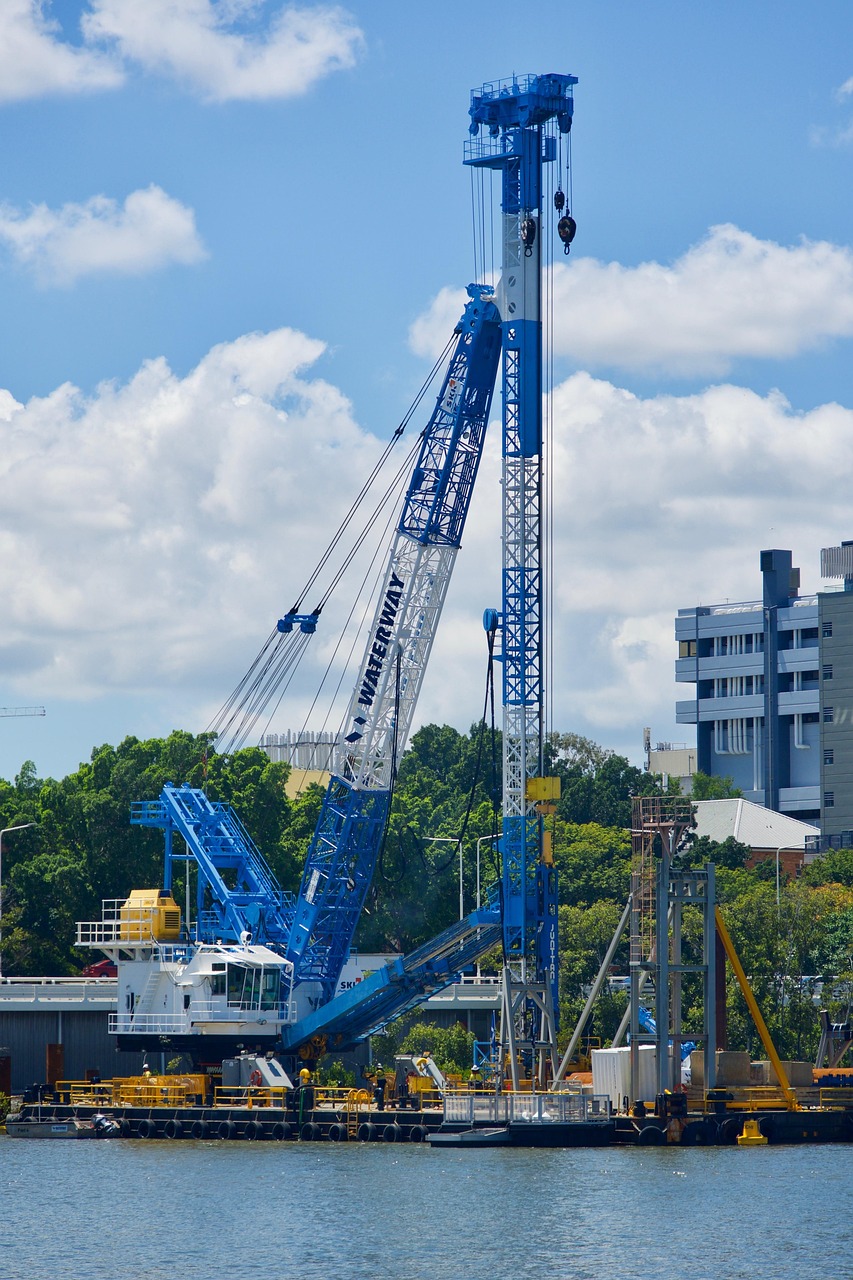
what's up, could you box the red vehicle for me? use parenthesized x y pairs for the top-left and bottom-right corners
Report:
(81, 958), (117, 978)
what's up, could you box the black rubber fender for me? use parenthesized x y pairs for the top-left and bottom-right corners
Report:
(218, 1119), (237, 1140)
(119, 1118), (131, 1137)
(758, 1116), (777, 1143)
(357, 1122), (378, 1142)
(244, 1120), (266, 1140)
(327, 1123), (348, 1142)
(190, 1119), (208, 1139)
(164, 1118), (183, 1139)
(300, 1121), (321, 1141)
(681, 1119), (717, 1146)
(637, 1124), (666, 1146)
(717, 1116), (742, 1145)
(271, 1121), (292, 1141)
(137, 1119), (157, 1139)
(382, 1123), (404, 1143)
(408, 1125), (427, 1143)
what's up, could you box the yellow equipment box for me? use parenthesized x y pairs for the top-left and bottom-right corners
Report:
(119, 889), (181, 941)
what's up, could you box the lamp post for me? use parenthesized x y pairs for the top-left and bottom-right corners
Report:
(424, 837), (464, 920)
(0, 822), (38, 978)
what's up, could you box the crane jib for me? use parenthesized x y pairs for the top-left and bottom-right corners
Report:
(357, 572), (405, 709)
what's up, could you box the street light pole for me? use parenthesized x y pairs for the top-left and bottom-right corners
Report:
(0, 822), (38, 978)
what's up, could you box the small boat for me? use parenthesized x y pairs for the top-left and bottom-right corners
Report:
(737, 1119), (768, 1147)
(5, 1112), (121, 1139)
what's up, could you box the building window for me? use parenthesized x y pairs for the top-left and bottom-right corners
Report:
(679, 639), (697, 658)
(824, 748), (834, 766)
(823, 664), (833, 680)
(825, 792), (835, 808)
(823, 620), (833, 637)
(824, 707), (834, 723)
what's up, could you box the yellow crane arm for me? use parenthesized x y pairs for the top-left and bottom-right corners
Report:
(714, 906), (797, 1110)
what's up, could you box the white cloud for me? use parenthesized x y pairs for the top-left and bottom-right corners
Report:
(534, 372), (853, 750)
(411, 226), (853, 377)
(0, 185), (206, 285)
(83, 0), (364, 102)
(0, 0), (123, 102)
(0, 328), (378, 712)
(4, 332), (853, 770)
(836, 76), (853, 101)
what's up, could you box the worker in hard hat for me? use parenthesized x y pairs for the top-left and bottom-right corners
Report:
(373, 1064), (387, 1112)
(469, 1065), (484, 1094)
(297, 1066), (315, 1121)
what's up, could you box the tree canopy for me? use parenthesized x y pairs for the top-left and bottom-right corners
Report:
(1, 723), (850, 1063)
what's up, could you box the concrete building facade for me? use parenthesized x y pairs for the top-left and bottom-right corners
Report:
(676, 544), (853, 839)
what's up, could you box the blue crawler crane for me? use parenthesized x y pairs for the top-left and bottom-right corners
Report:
(105, 72), (578, 1074)
(126, 284), (504, 1062)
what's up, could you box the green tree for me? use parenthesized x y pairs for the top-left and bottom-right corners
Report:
(691, 771), (741, 800)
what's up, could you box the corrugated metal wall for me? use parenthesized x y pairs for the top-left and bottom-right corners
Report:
(0, 1011), (146, 1092)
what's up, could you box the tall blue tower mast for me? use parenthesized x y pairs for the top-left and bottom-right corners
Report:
(466, 73), (576, 1086)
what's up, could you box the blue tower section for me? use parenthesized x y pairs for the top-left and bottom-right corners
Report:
(131, 783), (295, 946)
(285, 287), (502, 1004)
(466, 75), (576, 1019)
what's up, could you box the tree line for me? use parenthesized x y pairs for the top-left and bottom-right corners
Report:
(1, 725), (851, 1062)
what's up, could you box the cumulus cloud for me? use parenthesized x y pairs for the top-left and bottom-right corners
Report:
(0, 328), (377, 714)
(535, 373), (853, 747)
(0, 0), (123, 102)
(3, 329), (853, 766)
(0, 2), (362, 104)
(0, 185), (206, 285)
(411, 226), (853, 377)
(836, 76), (853, 101)
(83, 0), (364, 101)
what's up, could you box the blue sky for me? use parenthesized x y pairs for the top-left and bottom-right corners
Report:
(2, 0), (853, 783)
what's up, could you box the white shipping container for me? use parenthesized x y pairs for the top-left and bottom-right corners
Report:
(591, 1045), (671, 1110)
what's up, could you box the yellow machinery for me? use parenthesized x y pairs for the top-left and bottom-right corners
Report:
(119, 889), (181, 942)
(113, 1074), (208, 1106)
(714, 907), (798, 1110)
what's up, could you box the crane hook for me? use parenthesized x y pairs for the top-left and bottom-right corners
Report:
(521, 216), (536, 258)
(557, 213), (577, 255)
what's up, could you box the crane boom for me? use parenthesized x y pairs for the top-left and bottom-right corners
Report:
(285, 285), (501, 1003)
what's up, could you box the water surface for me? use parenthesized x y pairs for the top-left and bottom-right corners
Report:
(1, 1136), (850, 1279)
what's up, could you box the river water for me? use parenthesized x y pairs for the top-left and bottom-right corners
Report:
(1, 1135), (851, 1279)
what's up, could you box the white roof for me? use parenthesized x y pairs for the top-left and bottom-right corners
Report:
(693, 798), (818, 849)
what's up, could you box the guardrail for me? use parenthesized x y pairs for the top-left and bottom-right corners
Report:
(52, 1075), (209, 1107)
(109, 1014), (189, 1034)
(444, 1091), (611, 1126)
(214, 1086), (289, 1109)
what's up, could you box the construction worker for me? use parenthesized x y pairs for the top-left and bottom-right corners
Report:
(297, 1066), (315, 1117)
(373, 1064), (387, 1112)
(469, 1065), (484, 1093)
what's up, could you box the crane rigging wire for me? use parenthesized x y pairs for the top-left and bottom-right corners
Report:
(209, 329), (457, 755)
(265, 465), (405, 756)
(212, 432), (421, 754)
